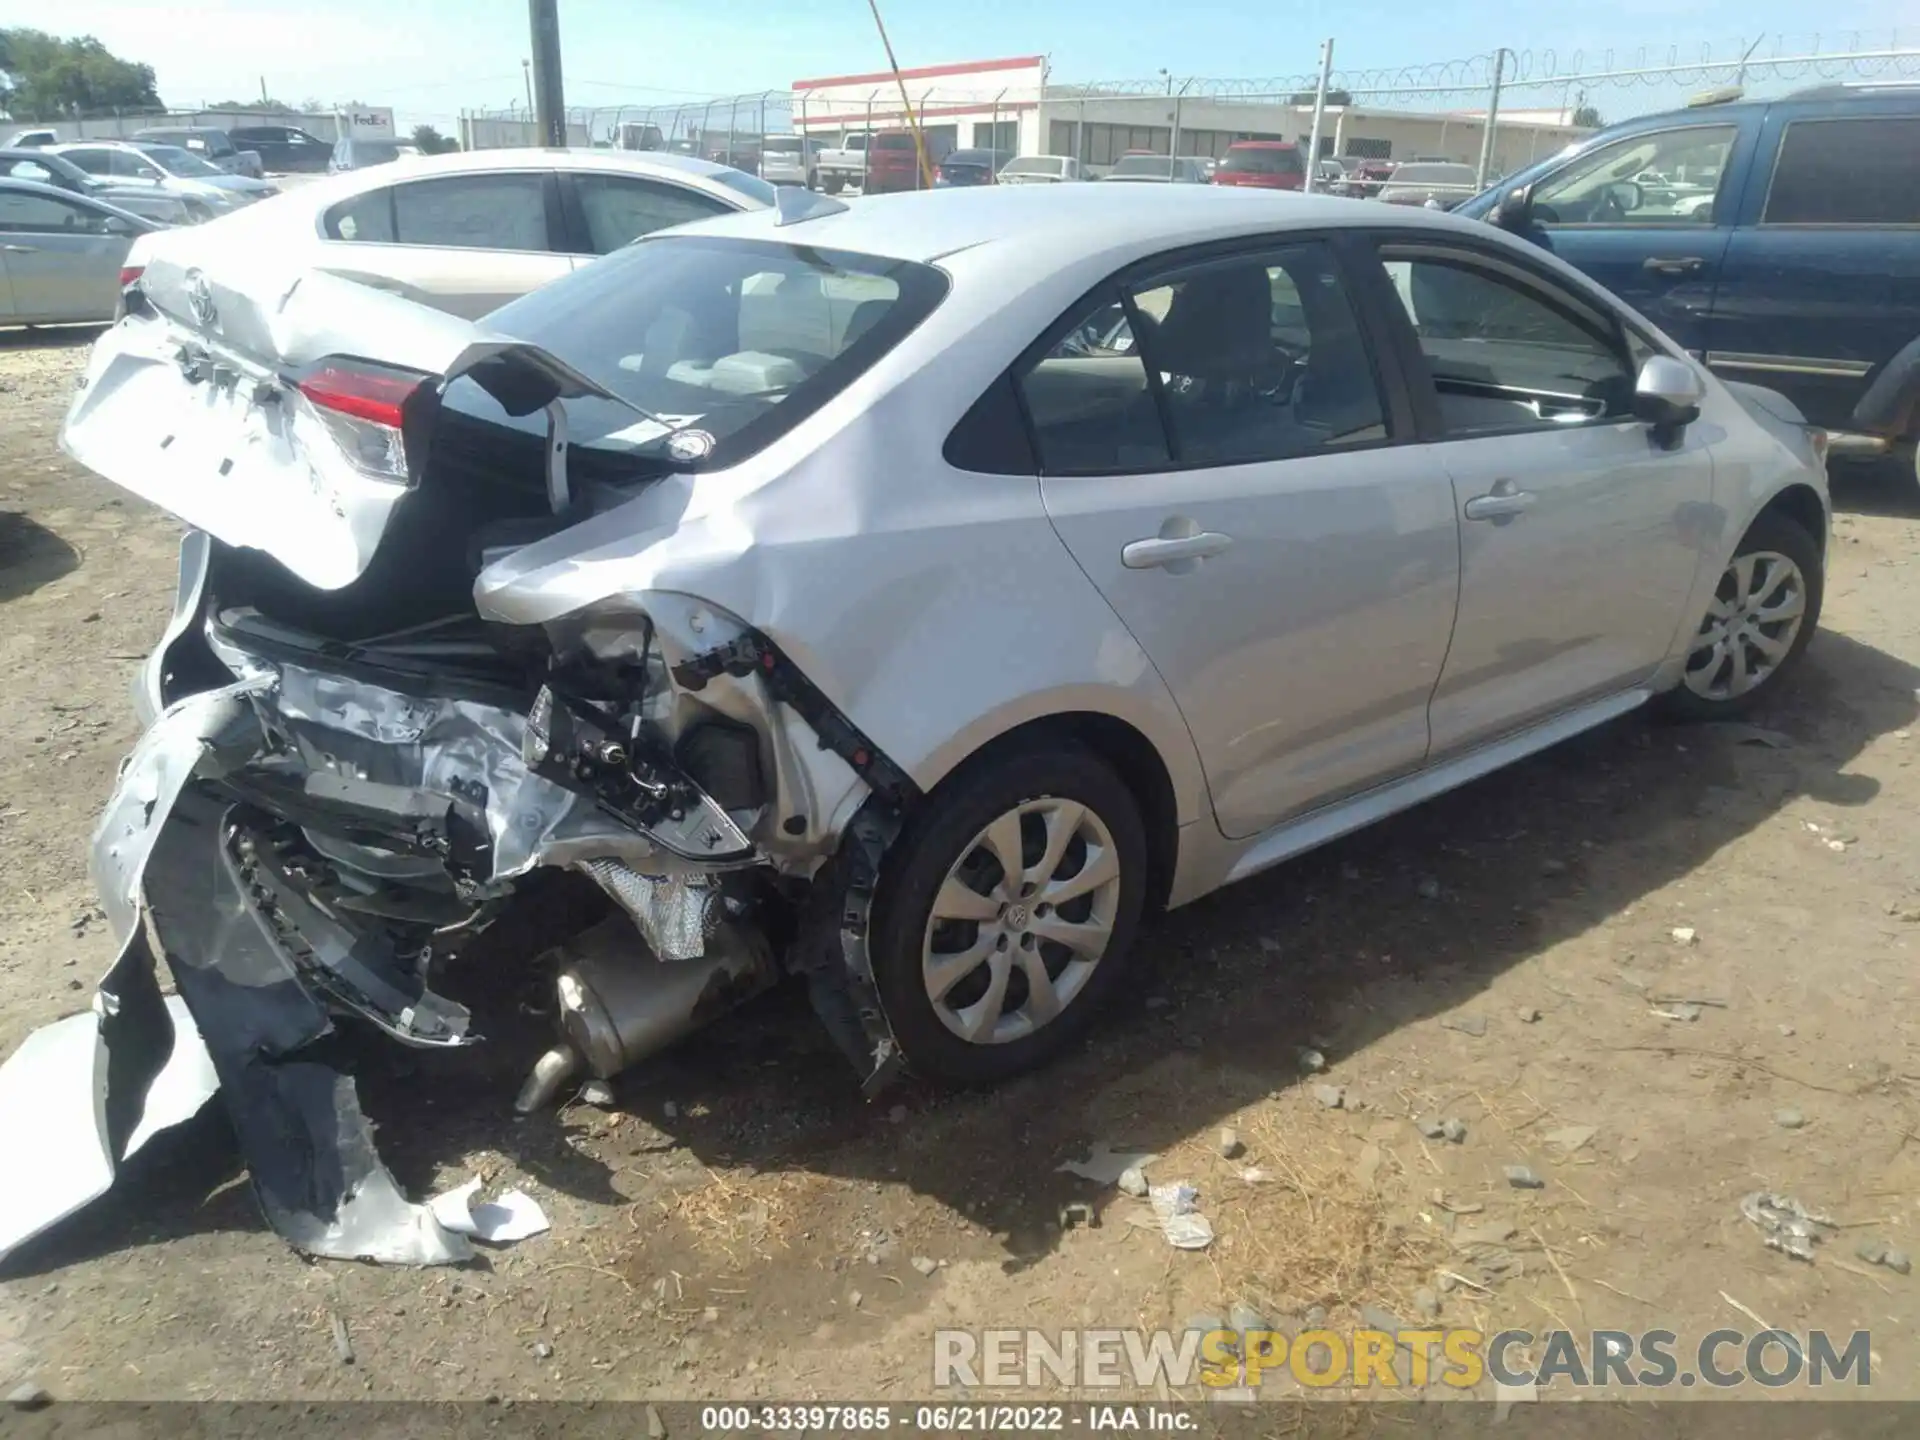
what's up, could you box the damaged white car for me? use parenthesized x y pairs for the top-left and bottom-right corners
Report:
(4, 183), (1828, 1265)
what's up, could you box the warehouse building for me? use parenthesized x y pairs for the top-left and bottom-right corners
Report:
(789, 55), (1587, 177)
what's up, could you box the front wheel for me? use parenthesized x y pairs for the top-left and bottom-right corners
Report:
(1659, 509), (1823, 720)
(822, 173), (844, 195)
(867, 746), (1148, 1085)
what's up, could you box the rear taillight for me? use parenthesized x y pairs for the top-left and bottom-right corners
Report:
(295, 361), (430, 483)
(117, 265), (144, 289)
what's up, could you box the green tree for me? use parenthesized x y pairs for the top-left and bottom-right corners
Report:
(210, 98), (294, 113)
(1572, 104), (1605, 129)
(0, 28), (161, 118)
(411, 123), (458, 154)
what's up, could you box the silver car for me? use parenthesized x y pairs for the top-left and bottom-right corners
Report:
(50, 141), (277, 213)
(11, 184), (1827, 1266)
(0, 179), (155, 322)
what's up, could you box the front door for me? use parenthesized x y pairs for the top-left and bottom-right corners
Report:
(1520, 120), (1750, 351)
(1031, 238), (1461, 838)
(1364, 239), (1713, 756)
(0, 189), (126, 321)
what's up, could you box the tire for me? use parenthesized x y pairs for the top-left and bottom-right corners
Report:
(822, 173), (844, 195)
(1657, 508), (1823, 721)
(867, 745), (1148, 1085)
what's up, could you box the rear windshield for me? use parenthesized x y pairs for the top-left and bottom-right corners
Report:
(706, 167), (777, 206)
(464, 236), (949, 471)
(343, 140), (402, 164)
(873, 133), (917, 151)
(1387, 163), (1476, 185)
(1110, 155), (1172, 178)
(762, 137), (804, 153)
(1220, 146), (1302, 175)
(1001, 157), (1061, 175)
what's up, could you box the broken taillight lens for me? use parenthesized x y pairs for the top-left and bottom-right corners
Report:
(296, 361), (431, 484)
(117, 265), (144, 289)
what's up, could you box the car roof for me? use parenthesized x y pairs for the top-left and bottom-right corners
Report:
(672, 179), (1495, 267)
(134, 125), (225, 136)
(318, 145), (751, 184)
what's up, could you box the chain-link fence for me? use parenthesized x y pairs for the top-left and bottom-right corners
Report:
(455, 29), (1917, 184)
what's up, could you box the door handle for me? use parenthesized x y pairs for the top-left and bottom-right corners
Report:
(1642, 255), (1706, 276)
(1463, 484), (1537, 522)
(2, 244), (39, 253)
(1121, 531), (1233, 569)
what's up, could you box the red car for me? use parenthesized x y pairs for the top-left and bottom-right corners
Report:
(864, 130), (943, 194)
(1210, 140), (1305, 191)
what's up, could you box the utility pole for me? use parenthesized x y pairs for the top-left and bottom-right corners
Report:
(864, 0), (933, 190)
(1474, 47), (1509, 190)
(1304, 38), (1334, 191)
(528, 0), (567, 147)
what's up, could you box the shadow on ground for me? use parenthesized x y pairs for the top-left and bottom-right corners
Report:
(1830, 453), (1919, 520)
(0, 323), (105, 352)
(6, 628), (1914, 1281)
(0, 510), (79, 602)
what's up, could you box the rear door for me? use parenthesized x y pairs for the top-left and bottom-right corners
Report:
(1704, 101), (1920, 430)
(556, 171), (734, 259)
(315, 169), (570, 317)
(1031, 235), (1461, 837)
(1522, 118), (1756, 348)
(1359, 236), (1714, 755)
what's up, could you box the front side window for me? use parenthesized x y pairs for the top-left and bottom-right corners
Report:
(141, 145), (222, 178)
(573, 173), (729, 255)
(1382, 249), (1634, 433)
(459, 236), (947, 471)
(1763, 116), (1920, 226)
(0, 192), (109, 233)
(110, 149), (160, 180)
(391, 173), (548, 251)
(1531, 125), (1736, 226)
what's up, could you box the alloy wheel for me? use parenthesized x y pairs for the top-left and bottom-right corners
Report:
(1684, 549), (1808, 702)
(921, 798), (1124, 1046)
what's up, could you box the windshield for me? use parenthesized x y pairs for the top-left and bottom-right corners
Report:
(464, 236), (948, 470)
(1220, 146), (1300, 175)
(1110, 155), (1172, 178)
(139, 145), (223, 177)
(706, 167), (777, 206)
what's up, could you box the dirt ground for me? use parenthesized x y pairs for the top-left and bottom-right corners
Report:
(2, 327), (1919, 1405)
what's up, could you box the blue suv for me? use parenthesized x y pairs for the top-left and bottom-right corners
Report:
(1456, 83), (1920, 475)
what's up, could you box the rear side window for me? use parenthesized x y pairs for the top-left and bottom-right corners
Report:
(323, 189), (397, 243)
(1017, 296), (1171, 474)
(393, 174), (548, 251)
(1763, 116), (1920, 226)
(572, 173), (729, 255)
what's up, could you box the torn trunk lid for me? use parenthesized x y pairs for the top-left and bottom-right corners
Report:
(61, 250), (622, 592)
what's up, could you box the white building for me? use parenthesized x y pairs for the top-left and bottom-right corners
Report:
(788, 56), (1587, 177)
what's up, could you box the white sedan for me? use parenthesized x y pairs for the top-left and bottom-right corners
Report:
(123, 147), (777, 319)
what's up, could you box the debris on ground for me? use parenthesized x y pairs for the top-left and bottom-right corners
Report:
(426, 1179), (551, 1245)
(329, 1312), (354, 1365)
(1855, 1238), (1911, 1274)
(6, 1383), (51, 1411)
(1774, 1107), (1807, 1130)
(1117, 1164), (1150, 1198)
(1441, 1118), (1468, 1144)
(1670, 927), (1698, 946)
(1517, 1006), (1542, 1023)
(1148, 1183), (1213, 1250)
(911, 1256), (940, 1277)
(1700, 722), (1795, 749)
(1740, 1191), (1836, 1261)
(1440, 1013), (1487, 1037)
(886, 1104), (907, 1124)
(1414, 1287), (1442, 1320)
(578, 1079), (616, 1109)
(1058, 1202), (1097, 1231)
(1058, 1142), (1158, 1186)
(533, 1341), (554, 1359)
(1312, 1084), (1347, 1110)
(1237, 1167), (1272, 1185)
(1504, 1165), (1545, 1190)
(1416, 877), (1442, 900)
(1453, 1220), (1517, 1249)
(1543, 1125), (1597, 1153)
(1296, 1048), (1327, 1073)
(1215, 1126), (1244, 1159)
(1651, 1002), (1704, 1022)
(1414, 1115), (1446, 1139)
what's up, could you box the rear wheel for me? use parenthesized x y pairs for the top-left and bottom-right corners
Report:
(822, 173), (844, 195)
(1660, 510), (1822, 720)
(868, 746), (1147, 1085)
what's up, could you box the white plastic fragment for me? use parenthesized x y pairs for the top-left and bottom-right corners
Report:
(1739, 1190), (1835, 1262)
(427, 1178), (551, 1244)
(1148, 1182), (1214, 1250)
(1057, 1142), (1158, 1187)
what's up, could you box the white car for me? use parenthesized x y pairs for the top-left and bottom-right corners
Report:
(21, 184), (1828, 1267)
(123, 147), (777, 319)
(50, 141), (278, 213)
(998, 155), (1086, 184)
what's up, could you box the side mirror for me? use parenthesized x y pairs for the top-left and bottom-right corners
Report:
(1494, 183), (1533, 232)
(1605, 179), (1644, 213)
(1633, 355), (1705, 443)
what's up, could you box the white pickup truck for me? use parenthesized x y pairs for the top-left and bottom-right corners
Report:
(813, 132), (873, 194)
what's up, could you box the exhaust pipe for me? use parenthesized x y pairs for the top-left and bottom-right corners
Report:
(514, 909), (777, 1111)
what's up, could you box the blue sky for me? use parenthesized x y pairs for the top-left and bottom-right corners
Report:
(3, 0), (1910, 129)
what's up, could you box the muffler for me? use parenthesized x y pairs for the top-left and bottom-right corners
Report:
(514, 907), (776, 1111)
